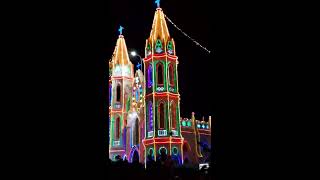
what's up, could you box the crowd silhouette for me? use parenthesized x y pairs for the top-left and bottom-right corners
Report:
(107, 151), (214, 180)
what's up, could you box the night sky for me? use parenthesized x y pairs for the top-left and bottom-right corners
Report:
(106, 0), (216, 120)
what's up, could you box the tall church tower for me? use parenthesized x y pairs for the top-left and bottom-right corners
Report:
(142, 3), (184, 165)
(109, 31), (134, 160)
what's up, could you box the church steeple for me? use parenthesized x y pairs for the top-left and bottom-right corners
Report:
(145, 6), (176, 57)
(109, 27), (134, 160)
(142, 4), (182, 164)
(112, 35), (132, 66)
(111, 27), (134, 78)
(149, 7), (170, 47)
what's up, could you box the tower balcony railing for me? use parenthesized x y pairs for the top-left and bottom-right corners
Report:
(148, 131), (154, 138)
(113, 140), (120, 146)
(114, 102), (122, 109)
(171, 130), (178, 136)
(169, 86), (175, 92)
(158, 130), (167, 136)
(156, 86), (165, 92)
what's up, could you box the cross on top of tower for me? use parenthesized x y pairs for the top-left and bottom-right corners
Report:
(136, 63), (141, 69)
(155, 0), (160, 8)
(118, 25), (124, 35)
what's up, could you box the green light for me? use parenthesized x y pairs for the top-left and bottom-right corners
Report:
(182, 121), (186, 126)
(158, 147), (167, 155)
(167, 41), (173, 50)
(149, 148), (154, 156)
(172, 147), (178, 155)
(187, 121), (192, 127)
(156, 39), (162, 49)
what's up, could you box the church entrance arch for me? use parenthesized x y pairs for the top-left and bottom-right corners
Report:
(129, 146), (139, 163)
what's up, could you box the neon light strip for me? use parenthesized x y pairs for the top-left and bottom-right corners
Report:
(146, 92), (180, 98)
(162, 9), (170, 38)
(110, 110), (125, 113)
(199, 133), (211, 136)
(145, 54), (167, 60)
(153, 9), (158, 41)
(153, 137), (182, 140)
(144, 142), (183, 146)
(198, 129), (211, 132)
(169, 136), (172, 155)
(166, 55), (170, 132)
(111, 76), (133, 80)
(109, 150), (125, 153)
(160, 9), (165, 40)
(143, 137), (183, 144)
(144, 54), (177, 61)
(152, 53), (156, 158)
(181, 130), (194, 134)
(167, 54), (177, 58)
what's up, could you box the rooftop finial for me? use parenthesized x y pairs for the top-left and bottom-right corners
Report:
(155, 0), (160, 8)
(136, 62), (141, 69)
(118, 25), (124, 35)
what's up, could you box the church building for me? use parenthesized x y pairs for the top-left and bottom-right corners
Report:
(108, 2), (211, 167)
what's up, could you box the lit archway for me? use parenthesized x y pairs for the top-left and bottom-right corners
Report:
(129, 146), (139, 163)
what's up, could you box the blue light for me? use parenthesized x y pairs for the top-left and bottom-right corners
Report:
(155, 0), (160, 8)
(136, 63), (141, 69)
(118, 25), (124, 35)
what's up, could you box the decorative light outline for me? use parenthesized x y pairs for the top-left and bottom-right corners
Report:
(158, 146), (167, 155)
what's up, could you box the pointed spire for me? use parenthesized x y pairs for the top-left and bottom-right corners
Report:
(149, 6), (170, 43)
(112, 33), (132, 66)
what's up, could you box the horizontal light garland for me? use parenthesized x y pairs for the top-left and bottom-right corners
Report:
(143, 54), (177, 62)
(111, 76), (134, 80)
(144, 141), (183, 146)
(198, 133), (211, 136)
(109, 149), (125, 153)
(146, 92), (180, 98)
(181, 130), (194, 134)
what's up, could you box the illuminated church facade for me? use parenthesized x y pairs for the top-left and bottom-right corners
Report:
(108, 5), (211, 167)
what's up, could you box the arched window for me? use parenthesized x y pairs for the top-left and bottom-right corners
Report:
(169, 64), (174, 86)
(155, 39), (163, 53)
(157, 63), (163, 85)
(167, 41), (174, 55)
(135, 118), (139, 145)
(158, 147), (167, 155)
(148, 102), (153, 131)
(148, 64), (153, 88)
(116, 84), (121, 102)
(172, 147), (178, 155)
(115, 116), (120, 140)
(171, 102), (176, 129)
(159, 102), (165, 129)
(149, 148), (154, 156)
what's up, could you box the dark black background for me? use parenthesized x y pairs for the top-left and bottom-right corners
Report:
(2, 0), (307, 179)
